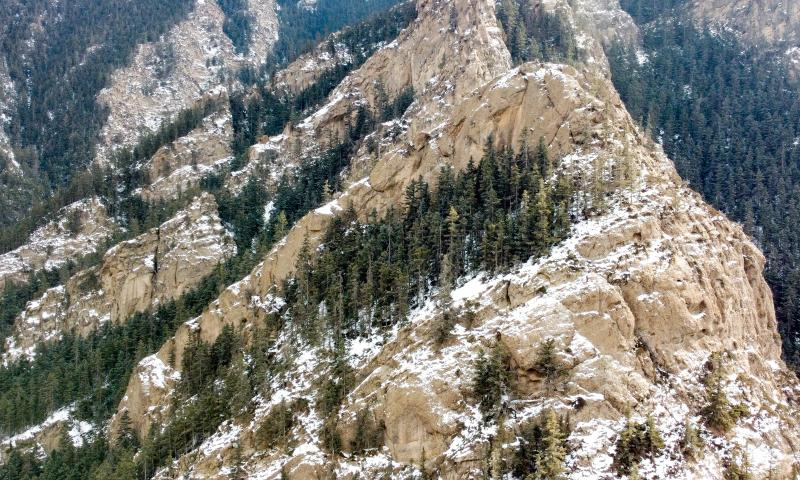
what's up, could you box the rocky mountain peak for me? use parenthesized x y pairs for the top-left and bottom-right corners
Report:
(1, 0), (799, 478)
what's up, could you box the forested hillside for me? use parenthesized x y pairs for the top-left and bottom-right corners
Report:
(0, 0), (405, 230)
(608, 1), (800, 367)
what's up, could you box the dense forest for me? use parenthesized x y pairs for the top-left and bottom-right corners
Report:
(0, 64), (420, 474)
(608, 4), (800, 367)
(0, 0), (408, 230)
(0, 0), (197, 222)
(495, 0), (579, 65)
(230, 1), (417, 155)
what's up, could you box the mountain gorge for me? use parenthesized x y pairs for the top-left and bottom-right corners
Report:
(1, 0), (800, 479)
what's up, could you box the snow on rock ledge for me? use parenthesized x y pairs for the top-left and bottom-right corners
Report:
(0, 197), (117, 289)
(2, 193), (236, 364)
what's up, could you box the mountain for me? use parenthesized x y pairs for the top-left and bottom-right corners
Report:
(1, 0), (800, 479)
(609, 0), (800, 370)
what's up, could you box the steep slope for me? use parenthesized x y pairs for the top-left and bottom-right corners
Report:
(101, 0), (800, 478)
(2, 193), (236, 363)
(0, 198), (117, 289)
(93, 0), (278, 164)
(687, 0), (800, 74)
(608, 0), (800, 369)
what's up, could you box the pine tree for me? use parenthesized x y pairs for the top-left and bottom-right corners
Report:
(533, 179), (552, 252)
(533, 338), (566, 389)
(472, 342), (510, 420)
(534, 409), (567, 480)
(701, 354), (748, 433)
(116, 411), (139, 450)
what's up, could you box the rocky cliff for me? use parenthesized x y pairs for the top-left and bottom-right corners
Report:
(0, 0), (798, 478)
(688, 0), (800, 75)
(0, 197), (117, 289)
(94, 0), (277, 165)
(104, 0), (800, 478)
(3, 193), (236, 363)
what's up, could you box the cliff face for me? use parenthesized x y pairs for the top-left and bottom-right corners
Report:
(2, 193), (236, 363)
(107, 0), (800, 478)
(689, 0), (800, 45)
(0, 197), (117, 289)
(94, 0), (277, 165)
(140, 100), (234, 202)
(1, 0), (798, 477)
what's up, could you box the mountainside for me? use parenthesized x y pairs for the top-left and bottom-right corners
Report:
(608, 0), (800, 369)
(1, 0), (800, 479)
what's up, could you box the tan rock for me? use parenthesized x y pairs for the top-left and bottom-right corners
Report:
(3, 193), (236, 363)
(0, 197), (117, 290)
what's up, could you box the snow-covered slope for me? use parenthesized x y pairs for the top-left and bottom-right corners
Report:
(0, 198), (117, 289)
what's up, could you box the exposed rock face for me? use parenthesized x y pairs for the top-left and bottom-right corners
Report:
(0, 197), (117, 289)
(110, 0), (800, 478)
(690, 0), (800, 46)
(94, 0), (277, 164)
(0, 407), (92, 461)
(2, 193), (236, 363)
(140, 102), (234, 202)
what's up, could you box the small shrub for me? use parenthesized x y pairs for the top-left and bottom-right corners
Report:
(255, 401), (295, 449)
(612, 416), (665, 476)
(679, 421), (705, 461)
(350, 408), (385, 454)
(724, 451), (753, 480)
(433, 309), (456, 346)
(701, 354), (749, 433)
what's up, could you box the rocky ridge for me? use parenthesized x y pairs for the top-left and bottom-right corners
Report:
(0, 197), (117, 289)
(688, 0), (800, 75)
(2, 193), (236, 363)
(94, 0), (278, 165)
(140, 101), (235, 202)
(106, 0), (800, 478)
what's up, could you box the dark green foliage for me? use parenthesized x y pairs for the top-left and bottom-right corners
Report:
(0, 302), (181, 434)
(350, 408), (385, 454)
(216, 177), (270, 251)
(180, 324), (240, 397)
(607, 16), (800, 369)
(496, 0), (578, 65)
(230, 2), (417, 155)
(612, 416), (665, 476)
(0, 98), (223, 255)
(513, 410), (570, 480)
(723, 451), (754, 480)
(0, 0), (196, 224)
(217, 0), (253, 54)
(618, 0), (687, 23)
(278, 141), (573, 346)
(265, 0), (409, 69)
(318, 353), (355, 417)
(116, 411), (139, 451)
(472, 343), (511, 420)
(533, 338), (567, 388)
(700, 354), (749, 434)
(255, 400), (296, 449)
